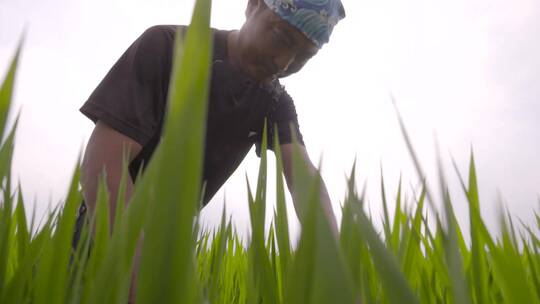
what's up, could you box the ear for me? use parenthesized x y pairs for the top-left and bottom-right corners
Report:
(245, 0), (262, 18)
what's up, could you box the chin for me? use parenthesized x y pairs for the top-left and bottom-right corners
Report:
(250, 67), (274, 83)
(277, 73), (290, 79)
(255, 73), (272, 83)
(277, 71), (296, 79)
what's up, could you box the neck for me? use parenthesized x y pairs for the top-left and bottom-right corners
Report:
(227, 31), (246, 75)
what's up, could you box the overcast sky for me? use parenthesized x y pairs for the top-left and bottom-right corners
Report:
(1, 0), (539, 240)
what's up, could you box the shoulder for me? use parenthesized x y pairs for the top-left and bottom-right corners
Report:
(131, 25), (181, 58)
(137, 25), (186, 47)
(141, 24), (222, 38)
(277, 84), (293, 103)
(130, 25), (191, 74)
(262, 80), (293, 105)
(261, 81), (300, 122)
(137, 25), (227, 58)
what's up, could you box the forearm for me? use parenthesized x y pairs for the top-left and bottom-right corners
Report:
(82, 152), (143, 304)
(81, 121), (141, 228)
(317, 177), (339, 238)
(81, 152), (135, 227)
(81, 121), (143, 302)
(288, 166), (339, 239)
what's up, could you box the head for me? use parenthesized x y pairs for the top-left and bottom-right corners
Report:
(235, 0), (345, 82)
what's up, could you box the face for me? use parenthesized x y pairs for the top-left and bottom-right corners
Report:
(239, 0), (320, 82)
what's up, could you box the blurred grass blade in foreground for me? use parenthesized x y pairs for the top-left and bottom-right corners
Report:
(136, 0), (213, 303)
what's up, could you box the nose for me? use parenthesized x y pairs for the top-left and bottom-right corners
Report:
(273, 53), (296, 73)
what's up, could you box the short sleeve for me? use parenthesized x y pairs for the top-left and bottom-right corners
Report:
(255, 89), (304, 157)
(79, 25), (179, 146)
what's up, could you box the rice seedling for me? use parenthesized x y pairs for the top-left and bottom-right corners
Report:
(0, 0), (539, 303)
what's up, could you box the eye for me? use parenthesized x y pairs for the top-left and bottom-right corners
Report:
(271, 29), (291, 47)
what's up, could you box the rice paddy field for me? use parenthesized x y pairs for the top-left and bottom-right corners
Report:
(1, 0), (539, 303)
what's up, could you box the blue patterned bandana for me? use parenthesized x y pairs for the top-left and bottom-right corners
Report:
(263, 0), (346, 48)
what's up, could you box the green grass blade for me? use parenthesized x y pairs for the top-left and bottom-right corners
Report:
(246, 122), (278, 304)
(524, 241), (540, 299)
(14, 188), (29, 264)
(2, 218), (53, 304)
(0, 125), (18, 296)
(272, 126), (290, 281)
(285, 140), (355, 304)
(401, 186), (426, 280)
(380, 167), (392, 246)
(464, 153), (489, 304)
(350, 193), (419, 304)
(136, 1), (213, 303)
(391, 176), (402, 253)
(435, 142), (470, 304)
(34, 160), (82, 304)
(0, 35), (23, 142)
(339, 163), (366, 301)
(487, 209), (537, 304)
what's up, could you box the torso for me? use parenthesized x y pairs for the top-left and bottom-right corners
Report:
(128, 25), (287, 206)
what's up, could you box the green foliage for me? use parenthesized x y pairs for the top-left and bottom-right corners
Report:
(1, 1), (539, 303)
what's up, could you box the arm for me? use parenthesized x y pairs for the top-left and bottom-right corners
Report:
(81, 120), (142, 224)
(280, 143), (339, 238)
(80, 120), (142, 303)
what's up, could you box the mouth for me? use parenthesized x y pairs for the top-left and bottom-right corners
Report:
(249, 61), (280, 82)
(275, 70), (289, 78)
(261, 63), (279, 78)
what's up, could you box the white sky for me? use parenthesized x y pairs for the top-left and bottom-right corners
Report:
(1, 0), (539, 241)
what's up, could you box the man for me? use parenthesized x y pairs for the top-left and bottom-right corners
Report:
(76, 0), (344, 297)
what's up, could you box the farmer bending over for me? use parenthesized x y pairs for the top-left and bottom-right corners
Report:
(75, 0), (345, 301)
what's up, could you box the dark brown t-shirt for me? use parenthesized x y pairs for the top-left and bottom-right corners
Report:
(80, 25), (304, 206)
